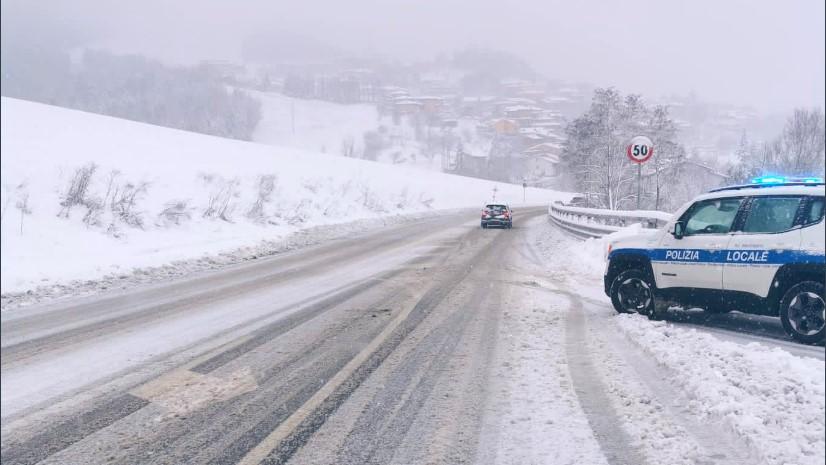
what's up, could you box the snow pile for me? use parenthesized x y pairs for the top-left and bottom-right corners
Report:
(1, 97), (568, 295)
(533, 221), (628, 278)
(615, 315), (825, 465)
(537, 222), (656, 281)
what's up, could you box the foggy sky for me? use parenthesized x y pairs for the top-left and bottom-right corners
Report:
(3, 0), (824, 113)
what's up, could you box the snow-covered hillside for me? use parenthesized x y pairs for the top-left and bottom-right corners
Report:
(251, 91), (379, 156)
(250, 91), (490, 173)
(0, 97), (568, 294)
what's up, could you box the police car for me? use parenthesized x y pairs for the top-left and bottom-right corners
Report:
(604, 176), (826, 344)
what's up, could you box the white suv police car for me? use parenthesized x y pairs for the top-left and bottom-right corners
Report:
(604, 177), (825, 344)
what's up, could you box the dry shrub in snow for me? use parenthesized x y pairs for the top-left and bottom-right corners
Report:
(287, 198), (313, 225)
(247, 175), (277, 222)
(14, 190), (32, 235)
(202, 175), (240, 222)
(56, 166), (149, 236)
(110, 181), (149, 228)
(395, 187), (411, 210)
(359, 183), (387, 213)
(301, 178), (324, 195)
(59, 163), (97, 218)
(418, 193), (435, 209)
(158, 200), (192, 226)
(1, 185), (13, 223)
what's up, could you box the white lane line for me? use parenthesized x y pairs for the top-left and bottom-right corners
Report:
(235, 281), (428, 465)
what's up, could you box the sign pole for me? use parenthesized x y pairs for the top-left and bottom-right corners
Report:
(626, 135), (654, 210)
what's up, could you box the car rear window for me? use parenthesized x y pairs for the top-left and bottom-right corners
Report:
(486, 205), (507, 213)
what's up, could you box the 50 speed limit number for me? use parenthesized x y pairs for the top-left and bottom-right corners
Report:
(626, 135), (654, 163)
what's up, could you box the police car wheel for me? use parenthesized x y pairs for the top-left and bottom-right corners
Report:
(610, 269), (655, 315)
(780, 281), (825, 345)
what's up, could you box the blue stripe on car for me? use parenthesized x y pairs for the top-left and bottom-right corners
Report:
(609, 248), (826, 265)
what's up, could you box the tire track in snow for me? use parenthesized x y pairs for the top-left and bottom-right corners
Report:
(564, 296), (649, 465)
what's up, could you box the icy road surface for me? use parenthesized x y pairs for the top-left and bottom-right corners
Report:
(2, 208), (823, 465)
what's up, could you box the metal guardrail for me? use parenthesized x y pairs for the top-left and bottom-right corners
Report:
(548, 202), (673, 239)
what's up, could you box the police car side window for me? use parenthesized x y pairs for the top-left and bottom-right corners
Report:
(682, 198), (744, 235)
(806, 197), (825, 225)
(742, 196), (802, 233)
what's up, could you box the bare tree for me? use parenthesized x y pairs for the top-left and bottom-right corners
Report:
(647, 105), (685, 210)
(777, 108), (825, 175)
(729, 108), (825, 181)
(562, 88), (687, 210)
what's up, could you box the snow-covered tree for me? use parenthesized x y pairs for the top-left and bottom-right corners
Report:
(561, 89), (688, 210)
(729, 108), (825, 182)
(647, 105), (686, 210)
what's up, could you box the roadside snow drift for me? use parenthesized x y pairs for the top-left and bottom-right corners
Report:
(1, 97), (567, 294)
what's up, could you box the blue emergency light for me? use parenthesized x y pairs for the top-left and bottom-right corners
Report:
(711, 175), (824, 192)
(750, 175), (824, 185)
(751, 175), (786, 184)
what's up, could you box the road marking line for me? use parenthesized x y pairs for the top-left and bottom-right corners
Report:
(236, 286), (425, 465)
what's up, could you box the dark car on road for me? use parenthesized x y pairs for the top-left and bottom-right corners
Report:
(481, 204), (512, 229)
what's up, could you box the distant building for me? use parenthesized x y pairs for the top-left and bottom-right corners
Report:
(493, 119), (519, 135)
(414, 96), (446, 114)
(393, 99), (422, 115)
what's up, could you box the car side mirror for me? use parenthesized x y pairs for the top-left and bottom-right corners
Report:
(672, 221), (686, 239)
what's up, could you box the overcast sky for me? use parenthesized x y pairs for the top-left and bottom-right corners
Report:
(3, 0), (824, 113)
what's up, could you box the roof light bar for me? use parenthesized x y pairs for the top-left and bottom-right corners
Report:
(751, 176), (785, 184)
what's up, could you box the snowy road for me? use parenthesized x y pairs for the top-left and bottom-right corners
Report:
(1, 209), (823, 465)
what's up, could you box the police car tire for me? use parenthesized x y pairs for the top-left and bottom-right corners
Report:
(610, 269), (656, 315)
(779, 281), (825, 345)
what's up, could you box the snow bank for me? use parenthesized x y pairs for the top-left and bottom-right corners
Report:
(615, 315), (825, 465)
(533, 223), (649, 280)
(1, 97), (568, 294)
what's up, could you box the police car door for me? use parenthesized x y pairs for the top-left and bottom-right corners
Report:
(655, 197), (744, 290)
(724, 195), (806, 297)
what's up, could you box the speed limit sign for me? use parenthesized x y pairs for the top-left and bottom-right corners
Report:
(626, 135), (654, 163)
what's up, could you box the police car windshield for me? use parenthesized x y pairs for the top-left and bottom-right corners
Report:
(683, 198), (744, 235)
